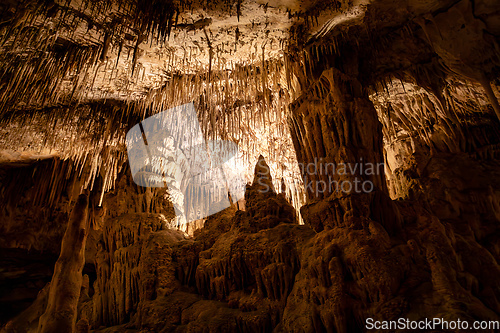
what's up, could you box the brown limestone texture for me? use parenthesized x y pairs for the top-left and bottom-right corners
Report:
(38, 194), (90, 333)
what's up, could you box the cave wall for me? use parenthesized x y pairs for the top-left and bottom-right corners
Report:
(281, 0), (500, 330)
(285, 69), (500, 333)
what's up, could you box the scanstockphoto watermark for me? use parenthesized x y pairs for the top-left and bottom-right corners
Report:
(366, 317), (500, 331)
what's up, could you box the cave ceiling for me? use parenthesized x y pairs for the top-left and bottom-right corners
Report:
(0, 0), (499, 212)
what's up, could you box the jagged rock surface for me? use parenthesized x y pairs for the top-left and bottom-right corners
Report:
(72, 156), (314, 332)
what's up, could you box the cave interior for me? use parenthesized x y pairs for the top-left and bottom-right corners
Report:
(1, 0), (500, 332)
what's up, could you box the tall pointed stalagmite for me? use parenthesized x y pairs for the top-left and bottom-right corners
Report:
(38, 194), (89, 333)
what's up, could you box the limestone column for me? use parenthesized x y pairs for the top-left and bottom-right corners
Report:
(38, 194), (89, 333)
(289, 63), (401, 232)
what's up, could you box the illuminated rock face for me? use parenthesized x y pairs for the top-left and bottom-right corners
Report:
(74, 157), (307, 331)
(284, 44), (500, 331)
(1, 0), (500, 332)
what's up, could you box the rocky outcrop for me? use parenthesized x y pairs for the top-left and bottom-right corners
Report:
(77, 156), (313, 332)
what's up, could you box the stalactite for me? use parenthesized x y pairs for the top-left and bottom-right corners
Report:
(0, 0), (306, 226)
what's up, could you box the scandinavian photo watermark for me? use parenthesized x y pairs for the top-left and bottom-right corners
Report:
(257, 157), (385, 196)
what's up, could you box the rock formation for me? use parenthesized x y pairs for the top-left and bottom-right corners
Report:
(38, 194), (89, 333)
(1, 0), (500, 332)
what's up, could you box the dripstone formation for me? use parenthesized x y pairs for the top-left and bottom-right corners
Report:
(1, 0), (500, 332)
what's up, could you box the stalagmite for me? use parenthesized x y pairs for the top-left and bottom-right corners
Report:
(38, 194), (89, 333)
